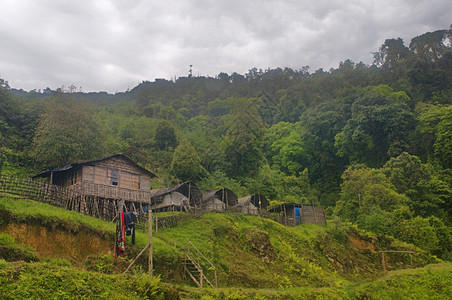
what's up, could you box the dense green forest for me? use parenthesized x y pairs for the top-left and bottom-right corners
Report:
(1, 28), (451, 259)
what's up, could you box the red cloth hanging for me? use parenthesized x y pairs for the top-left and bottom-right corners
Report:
(114, 212), (126, 258)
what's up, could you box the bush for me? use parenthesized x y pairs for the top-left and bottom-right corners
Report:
(0, 234), (39, 262)
(397, 217), (439, 252)
(0, 261), (178, 299)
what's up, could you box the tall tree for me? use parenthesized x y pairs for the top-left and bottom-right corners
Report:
(273, 89), (305, 123)
(382, 152), (451, 218)
(223, 98), (265, 177)
(170, 139), (206, 182)
(299, 100), (348, 195)
(32, 95), (105, 168)
(264, 122), (306, 176)
(154, 120), (178, 151)
(335, 164), (409, 223)
(373, 38), (411, 69)
(416, 104), (452, 168)
(409, 28), (452, 63)
(335, 85), (414, 167)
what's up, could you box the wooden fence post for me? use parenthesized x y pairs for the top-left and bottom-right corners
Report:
(148, 207), (153, 278)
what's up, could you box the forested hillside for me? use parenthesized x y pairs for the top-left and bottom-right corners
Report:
(1, 28), (451, 259)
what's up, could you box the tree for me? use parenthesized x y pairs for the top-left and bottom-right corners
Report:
(32, 95), (105, 168)
(416, 104), (452, 168)
(170, 139), (206, 182)
(0, 76), (10, 89)
(263, 122), (307, 176)
(373, 38), (410, 69)
(299, 100), (349, 195)
(223, 98), (265, 177)
(197, 170), (243, 196)
(182, 115), (225, 172)
(382, 152), (451, 218)
(335, 165), (409, 223)
(335, 85), (414, 167)
(244, 164), (312, 203)
(409, 29), (452, 63)
(0, 131), (4, 172)
(154, 120), (178, 151)
(273, 89), (305, 123)
(397, 217), (439, 253)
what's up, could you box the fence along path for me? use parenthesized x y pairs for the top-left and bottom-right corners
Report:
(0, 175), (146, 223)
(0, 174), (68, 208)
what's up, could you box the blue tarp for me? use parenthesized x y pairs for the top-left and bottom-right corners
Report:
(295, 207), (301, 225)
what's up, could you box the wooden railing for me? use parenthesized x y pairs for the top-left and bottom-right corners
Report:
(67, 181), (151, 203)
(184, 239), (217, 288)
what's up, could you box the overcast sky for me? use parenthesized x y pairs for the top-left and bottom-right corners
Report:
(0, 0), (451, 93)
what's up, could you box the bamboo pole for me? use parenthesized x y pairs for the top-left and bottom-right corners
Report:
(123, 243), (150, 274)
(148, 206), (153, 278)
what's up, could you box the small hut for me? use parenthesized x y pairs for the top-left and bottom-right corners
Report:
(268, 203), (326, 226)
(150, 181), (202, 212)
(202, 188), (238, 212)
(236, 194), (270, 215)
(268, 202), (301, 225)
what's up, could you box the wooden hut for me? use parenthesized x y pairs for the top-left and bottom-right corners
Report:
(33, 154), (156, 219)
(150, 181), (202, 212)
(236, 194), (270, 215)
(268, 203), (326, 226)
(268, 202), (301, 225)
(202, 188), (238, 212)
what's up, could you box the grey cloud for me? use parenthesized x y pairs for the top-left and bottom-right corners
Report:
(0, 0), (451, 92)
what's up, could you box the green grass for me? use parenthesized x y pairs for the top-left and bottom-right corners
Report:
(347, 262), (452, 299)
(0, 162), (36, 177)
(178, 262), (452, 299)
(0, 259), (450, 299)
(0, 259), (178, 299)
(0, 197), (114, 232)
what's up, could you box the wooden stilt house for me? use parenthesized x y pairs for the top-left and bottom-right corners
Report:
(150, 181), (202, 212)
(33, 154), (156, 219)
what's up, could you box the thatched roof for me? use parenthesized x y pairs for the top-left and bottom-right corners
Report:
(151, 181), (202, 206)
(33, 154), (156, 178)
(238, 194), (270, 209)
(203, 188), (238, 206)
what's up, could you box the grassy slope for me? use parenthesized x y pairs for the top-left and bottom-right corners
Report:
(1, 196), (450, 299)
(180, 262), (452, 299)
(155, 212), (436, 288)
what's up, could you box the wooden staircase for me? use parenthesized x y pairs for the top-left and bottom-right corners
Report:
(184, 239), (217, 288)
